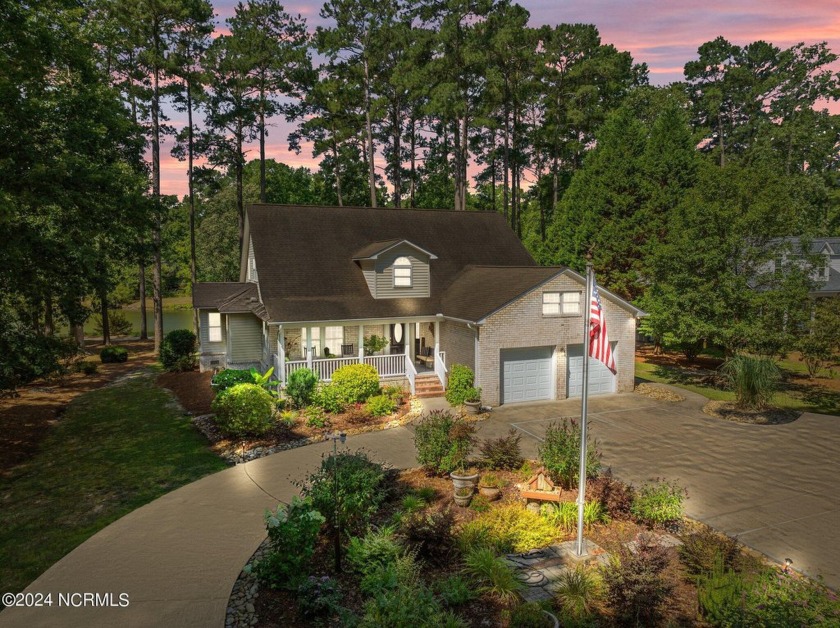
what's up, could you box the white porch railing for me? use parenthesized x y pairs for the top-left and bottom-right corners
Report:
(405, 353), (417, 394)
(284, 359), (307, 382)
(434, 351), (448, 390)
(364, 354), (405, 378)
(282, 353), (408, 383)
(312, 356), (358, 381)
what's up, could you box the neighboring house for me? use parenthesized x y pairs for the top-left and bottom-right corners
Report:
(193, 205), (645, 406)
(768, 237), (840, 298)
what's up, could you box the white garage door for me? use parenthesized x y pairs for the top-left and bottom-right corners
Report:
(500, 347), (554, 404)
(567, 343), (616, 398)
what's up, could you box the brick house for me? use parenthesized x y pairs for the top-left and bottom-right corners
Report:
(193, 205), (645, 406)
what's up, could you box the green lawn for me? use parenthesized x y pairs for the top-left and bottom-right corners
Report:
(0, 372), (227, 595)
(635, 360), (840, 416)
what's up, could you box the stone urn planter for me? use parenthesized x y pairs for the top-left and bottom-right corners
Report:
(463, 400), (480, 415)
(477, 472), (505, 501)
(453, 486), (473, 507)
(478, 485), (501, 501)
(450, 470), (479, 491)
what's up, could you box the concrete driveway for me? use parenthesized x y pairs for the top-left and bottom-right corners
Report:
(481, 389), (840, 589)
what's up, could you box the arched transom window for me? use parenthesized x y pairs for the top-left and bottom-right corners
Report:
(393, 256), (412, 287)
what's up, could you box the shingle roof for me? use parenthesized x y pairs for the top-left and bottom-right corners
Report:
(352, 239), (438, 260)
(441, 266), (566, 322)
(192, 282), (268, 320)
(247, 205), (538, 322)
(193, 282), (252, 309)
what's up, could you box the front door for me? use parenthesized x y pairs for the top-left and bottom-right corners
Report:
(389, 323), (405, 354)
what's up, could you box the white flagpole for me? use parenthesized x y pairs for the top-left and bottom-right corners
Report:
(576, 262), (593, 556)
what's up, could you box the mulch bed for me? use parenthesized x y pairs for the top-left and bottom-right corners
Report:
(634, 383), (686, 403)
(0, 339), (158, 476)
(156, 370), (214, 415)
(703, 400), (800, 425)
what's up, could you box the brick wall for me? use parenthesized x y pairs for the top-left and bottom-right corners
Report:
(478, 275), (637, 406)
(440, 319), (476, 373)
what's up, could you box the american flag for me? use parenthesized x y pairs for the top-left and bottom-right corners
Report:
(589, 279), (616, 373)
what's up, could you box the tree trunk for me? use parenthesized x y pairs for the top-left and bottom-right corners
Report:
(459, 114), (468, 210)
(236, 123), (245, 256)
(187, 80), (198, 335)
(392, 102), (401, 208)
(503, 104), (510, 222)
(99, 283), (111, 346)
(718, 114), (726, 167)
(139, 254), (148, 339)
(71, 323), (85, 349)
(259, 86), (267, 203)
(151, 44), (164, 355)
(409, 115), (416, 208)
(44, 294), (54, 336)
(363, 59), (377, 208)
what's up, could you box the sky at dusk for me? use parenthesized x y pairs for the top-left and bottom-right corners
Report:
(159, 0), (840, 196)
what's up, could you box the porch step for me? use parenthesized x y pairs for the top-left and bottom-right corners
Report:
(415, 375), (445, 398)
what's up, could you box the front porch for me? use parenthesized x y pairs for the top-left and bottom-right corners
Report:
(269, 320), (448, 395)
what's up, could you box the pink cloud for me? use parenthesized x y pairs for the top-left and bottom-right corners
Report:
(157, 0), (840, 196)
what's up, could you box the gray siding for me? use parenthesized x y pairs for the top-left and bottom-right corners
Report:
(198, 309), (226, 353)
(360, 261), (377, 296)
(228, 314), (263, 363)
(373, 244), (431, 299)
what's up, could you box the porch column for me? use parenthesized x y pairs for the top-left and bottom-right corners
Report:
(358, 325), (365, 361)
(278, 326), (286, 384)
(305, 326), (313, 371)
(404, 321), (412, 359)
(434, 320), (440, 361)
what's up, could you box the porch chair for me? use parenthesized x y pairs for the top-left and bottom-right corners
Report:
(341, 343), (355, 357)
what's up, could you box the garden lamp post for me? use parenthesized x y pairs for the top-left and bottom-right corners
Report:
(332, 431), (346, 573)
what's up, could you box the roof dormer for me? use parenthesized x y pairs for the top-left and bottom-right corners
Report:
(353, 240), (436, 299)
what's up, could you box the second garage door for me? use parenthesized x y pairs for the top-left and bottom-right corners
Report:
(566, 343), (616, 397)
(500, 347), (554, 404)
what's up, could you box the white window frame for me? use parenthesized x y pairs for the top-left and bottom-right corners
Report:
(207, 312), (222, 342)
(543, 291), (581, 316)
(324, 326), (343, 357)
(393, 256), (412, 288)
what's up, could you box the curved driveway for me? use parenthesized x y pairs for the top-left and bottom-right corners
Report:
(2, 389), (837, 627)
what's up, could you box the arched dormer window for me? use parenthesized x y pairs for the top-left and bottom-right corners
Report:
(393, 256), (412, 287)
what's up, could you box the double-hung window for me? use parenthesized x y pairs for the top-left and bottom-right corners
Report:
(207, 312), (222, 342)
(393, 256), (412, 287)
(543, 292), (580, 316)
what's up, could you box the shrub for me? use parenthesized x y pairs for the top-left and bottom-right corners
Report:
(457, 503), (557, 554)
(382, 384), (405, 403)
(540, 501), (607, 531)
(720, 355), (781, 409)
(210, 368), (252, 393)
(538, 419), (600, 489)
(365, 394), (396, 417)
(445, 364), (475, 405)
(278, 409), (297, 428)
(297, 576), (342, 620)
(463, 386), (481, 402)
(286, 367), (318, 408)
(679, 528), (740, 577)
(160, 329), (197, 371)
(304, 405), (329, 428)
(479, 429), (523, 470)
(414, 410), (476, 475)
(92, 310), (135, 337)
(509, 602), (552, 627)
(347, 526), (403, 577)
(363, 334), (389, 356)
(301, 451), (387, 535)
(586, 472), (634, 520)
(79, 361), (99, 375)
(696, 558), (749, 625)
(361, 582), (464, 628)
(400, 493), (426, 514)
(211, 383), (275, 436)
(400, 507), (457, 566)
(554, 565), (601, 619)
(331, 363), (380, 403)
(463, 546), (523, 604)
(469, 494), (491, 513)
(312, 383), (345, 413)
(601, 535), (673, 625)
(478, 472), (505, 489)
(433, 574), (476, 607)
(255, 496), (325, 589)
(99, 345), (128, 363)
(360, 552), (421, 594)
(631, 480), (686, 528)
